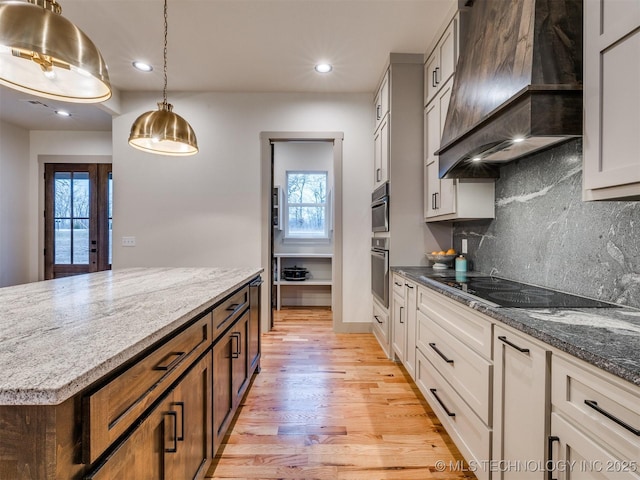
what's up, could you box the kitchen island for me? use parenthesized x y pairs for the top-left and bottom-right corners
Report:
(0, 267), (262, 480)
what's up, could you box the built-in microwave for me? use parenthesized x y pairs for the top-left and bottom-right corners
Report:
(371, 182), (389, 233)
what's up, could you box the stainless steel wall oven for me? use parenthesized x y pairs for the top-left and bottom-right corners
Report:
(371, 182), (389, 232)
(371, 237), (389, 307)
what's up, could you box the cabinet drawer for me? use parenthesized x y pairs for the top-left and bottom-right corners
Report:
(213, 286), (249, 337)
(83, 313), (213, 463)
(416, 349), (491, 480)
(552, 354), (640, 462)
(417, 311), (492, 425)
(417, 286), (493, 358)
(372, 300), (390, 346)
(392, 274), (405, 298)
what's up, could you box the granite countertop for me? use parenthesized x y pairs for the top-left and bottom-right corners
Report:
(393, 266), (640, 387)
(0, 267), (262, 406)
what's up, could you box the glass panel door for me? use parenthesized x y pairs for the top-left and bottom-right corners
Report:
(45, 163), (112, 279)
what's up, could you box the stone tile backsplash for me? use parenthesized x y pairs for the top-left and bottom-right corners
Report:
(453, 139), (640, 309)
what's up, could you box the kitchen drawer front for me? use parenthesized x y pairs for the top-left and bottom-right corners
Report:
(417, 285), (493, 359)
(417, 310), (492, 425)
(372, 300), (390, 346)
(551, 354), (640, 462)
(83, 312), (213, 464)
(392, 274), (406, 298)
(213, 285), (249, 337)
(416, 349), (491, 480)
(551, 412), (640, 480)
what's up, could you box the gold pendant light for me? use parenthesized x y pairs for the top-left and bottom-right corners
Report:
(0, 0), (111, 103)
(128, 0), (198, 156)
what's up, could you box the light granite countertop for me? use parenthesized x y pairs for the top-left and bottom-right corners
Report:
(0, 267), (262, 406)
(393, 266), (640, 387)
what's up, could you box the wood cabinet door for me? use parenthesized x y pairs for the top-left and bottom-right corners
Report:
(232, 311), (250, 402)
(492, 326), (550, 480)
(166, 352), (212, 480)
(248, 279), (262, 374)
(85, 398), (170, 480)
(213, 333), (234, 454)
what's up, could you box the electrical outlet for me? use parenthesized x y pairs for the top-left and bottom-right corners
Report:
(461, 238), (468, 254)
(121, 236), (136, 247)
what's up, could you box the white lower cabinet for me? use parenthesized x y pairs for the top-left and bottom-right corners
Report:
(391, 274), (417, 378)
(550, 354), (640, 480)
(372, 298), (390, 358)
(492, 325), (550, 480)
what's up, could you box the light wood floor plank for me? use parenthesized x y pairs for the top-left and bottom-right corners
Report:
(207, 307), (474, 480)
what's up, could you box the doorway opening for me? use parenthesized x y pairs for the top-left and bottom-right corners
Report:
(44, 162), (112, 279)
(260, 132), (344, 334)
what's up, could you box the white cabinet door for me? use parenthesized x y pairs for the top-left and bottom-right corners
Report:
(404, 280), (417, 380)
(424, 18), (457, 106)
(373, 116), (389, 188)
(583, 1), (640, 199)
(424, 51), (439, 107)
(375, 70), (390, 131)
(492, 325), (550, 480)
(391, 290), (405, 363)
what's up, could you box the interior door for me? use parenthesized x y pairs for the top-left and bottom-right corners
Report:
(44, 163), (112, 279)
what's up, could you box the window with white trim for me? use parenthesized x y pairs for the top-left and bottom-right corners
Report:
(285, 171), (329, 239)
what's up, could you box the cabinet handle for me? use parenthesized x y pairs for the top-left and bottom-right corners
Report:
(165, 411), (178, 453)
(547, 436), (559, 480)
(405, 283), (414, 289)
(429, 388), (455, 417)
(154, 351), (186, 371)
(431, 193), (436, 210)
(435, 66), (440, 84)
(399, 306), (404, 323)
(432, 70), (437, 88)
(226, 303), (241, 312)
(374, 315), (383, 324)
(376, 168), (381, 182)
(394, 281), (402, 286)
(429, 343), (454, 364)
(498, 335), (530, 354)
(376, 104), (382, 120)
(434, 192), (439, 209)
(231, 332), (241, 359)
(584, 400), (640, 436)
(173, 402), (185, 441)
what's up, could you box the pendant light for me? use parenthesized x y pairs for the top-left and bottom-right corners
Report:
(0, 0), (111, 103)
(128, 0), (198, 156)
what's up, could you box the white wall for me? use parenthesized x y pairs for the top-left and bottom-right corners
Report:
(112, 91), (373, 327)
(0, 121), (30, 287)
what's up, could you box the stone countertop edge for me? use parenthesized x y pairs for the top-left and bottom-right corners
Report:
(392, 266), (640, 388)
(0, 267), (263, 406)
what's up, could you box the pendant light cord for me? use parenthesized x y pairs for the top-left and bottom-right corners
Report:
(162, 0), (168, 107)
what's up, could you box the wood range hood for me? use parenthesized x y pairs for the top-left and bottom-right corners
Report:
(437, 0), (583, 179)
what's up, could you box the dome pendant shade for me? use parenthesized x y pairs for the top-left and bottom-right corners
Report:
(128, 102), (198, 156)
(0, 0), (111, 103)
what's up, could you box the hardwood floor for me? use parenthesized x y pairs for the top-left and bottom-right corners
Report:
(207, 307), (474, 479)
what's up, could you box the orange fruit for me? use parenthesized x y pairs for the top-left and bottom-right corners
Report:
(431, 251), (438, 255)
(446, 248), (456, 255)
(437, 250), (446, 255)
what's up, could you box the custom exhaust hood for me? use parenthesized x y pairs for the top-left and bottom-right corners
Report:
(437, 0), (583, 179)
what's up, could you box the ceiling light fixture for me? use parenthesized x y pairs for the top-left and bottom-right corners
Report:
(132, 61), (153, 72)
(128, 0), (198, 156)
(0, 0), (111, 103)
(315, 63), (332, 74)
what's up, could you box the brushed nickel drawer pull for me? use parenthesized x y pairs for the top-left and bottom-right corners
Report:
(154, 351), (186, 371)
(584, 399), (640, 436)
(498, 335), (530, 354)
(429, 342), (454, 364)
(430, 388), (455, 417)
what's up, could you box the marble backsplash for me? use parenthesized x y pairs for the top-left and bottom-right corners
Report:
(453, 139), (640, 309)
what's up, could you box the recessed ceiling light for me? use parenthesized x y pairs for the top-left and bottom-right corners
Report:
(55, 110), (71, 117)
(132, 61), (153, 72)
(315, 63), (332, 74)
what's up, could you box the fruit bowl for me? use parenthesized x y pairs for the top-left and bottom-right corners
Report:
(425, 253), (456, 269)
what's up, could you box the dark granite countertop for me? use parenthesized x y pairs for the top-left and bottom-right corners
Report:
(392, 266), (640, 387)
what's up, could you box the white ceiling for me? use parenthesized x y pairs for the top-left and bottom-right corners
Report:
(0, 0), (455, 131)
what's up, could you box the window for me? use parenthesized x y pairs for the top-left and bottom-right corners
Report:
(285, 171), (329, 239)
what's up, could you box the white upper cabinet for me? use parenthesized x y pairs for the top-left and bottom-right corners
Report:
(424, 18), (457, 107)
(583, 1), (640, 200)
(374, 70), (390, 132)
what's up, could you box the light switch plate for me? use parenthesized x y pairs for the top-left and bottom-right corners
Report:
(461, 238), (468, 254)
(122, 236), (136, 247)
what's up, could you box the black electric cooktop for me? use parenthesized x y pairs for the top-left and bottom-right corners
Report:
(429, 275), (617, 308)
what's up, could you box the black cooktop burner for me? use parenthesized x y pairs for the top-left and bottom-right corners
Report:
(431, 275), (617, 308)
